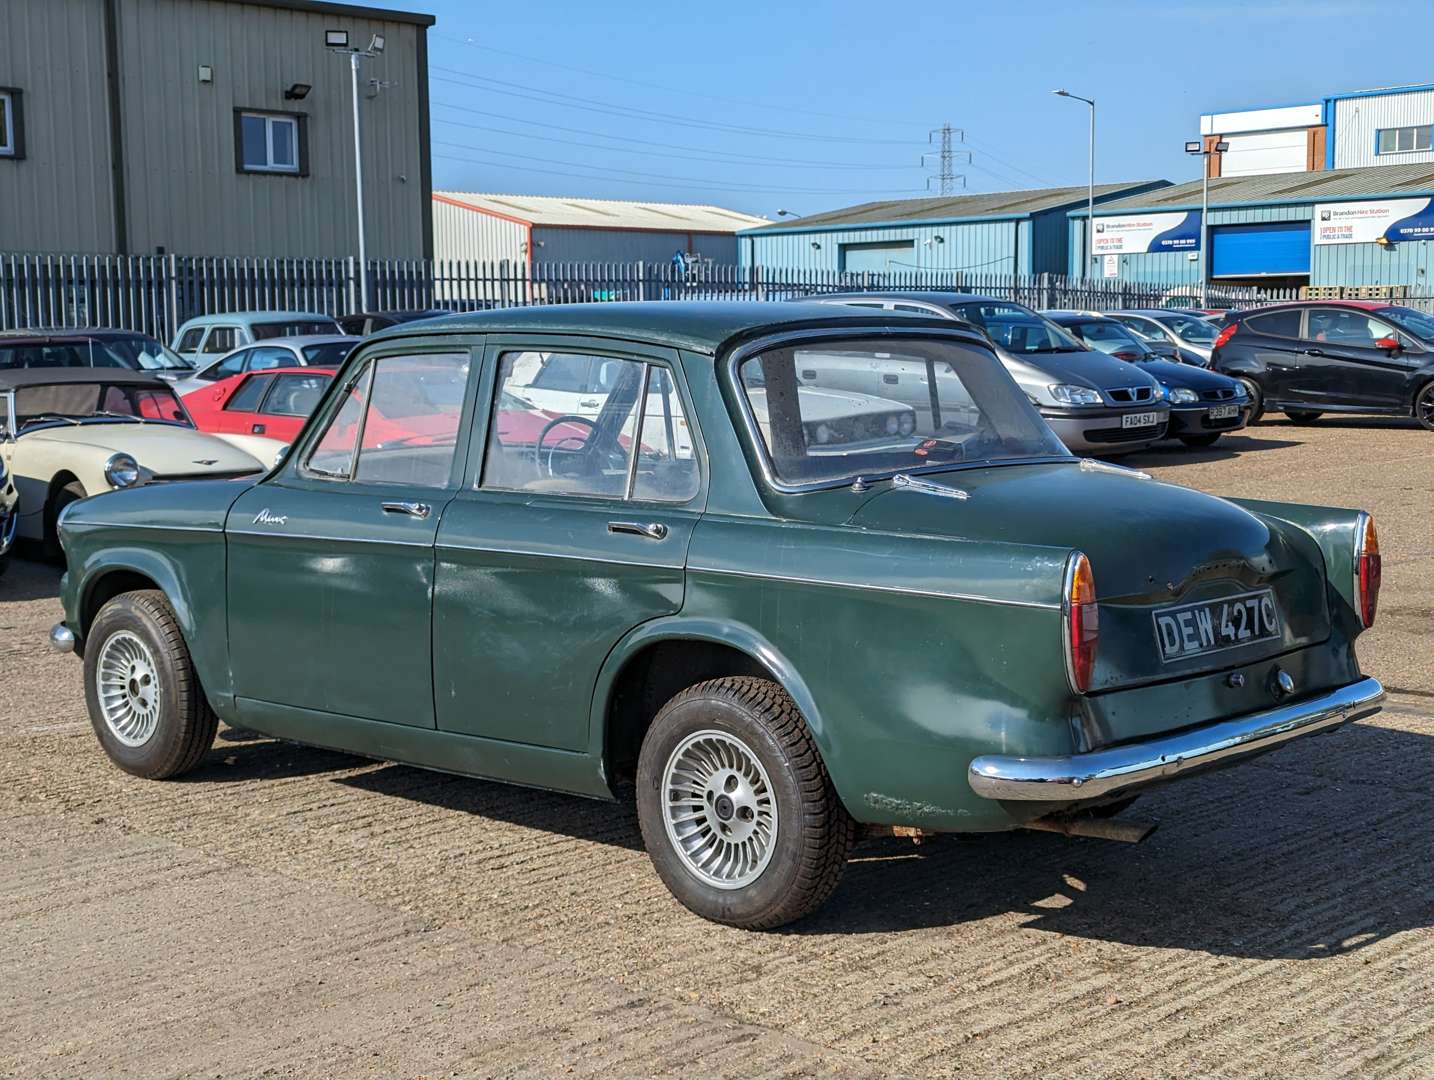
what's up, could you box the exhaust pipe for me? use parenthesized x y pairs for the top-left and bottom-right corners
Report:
(1024, 814), (1158, 844)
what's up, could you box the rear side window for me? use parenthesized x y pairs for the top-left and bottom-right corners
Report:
(176, 328), (204, 352)
(252, 319), (339, 340)
(247, 346), (293, 372)
(1242, 310), (1302, 339)
(226, 373), (275, 412)
(263, 373), (329, 416)
(204, 326), (239, 353)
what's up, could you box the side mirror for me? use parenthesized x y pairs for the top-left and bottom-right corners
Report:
(1374, 336), (1402, 354)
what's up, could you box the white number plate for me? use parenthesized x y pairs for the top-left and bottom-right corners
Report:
(1208, 404), (1239, 419)
(1122, 411), (1160, 429)
(1154, 588), (1282, 663)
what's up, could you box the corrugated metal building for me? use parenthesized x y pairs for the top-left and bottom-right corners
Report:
(0, 0), (434, 258)
(736, 183), (1170, 276)
(1070, 162), (1434, 290)
(433, 193), (767, 265)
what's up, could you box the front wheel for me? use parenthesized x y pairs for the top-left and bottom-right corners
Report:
(1237, 378), (1264, 422)
(83, 590), (218, 779)
(1415, 381), (1434, 432)
(636, 677), (854, 929)
(1179, 433), (1221, 448)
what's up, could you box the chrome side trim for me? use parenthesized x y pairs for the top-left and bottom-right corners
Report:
(688, 563), (1059, 611)
(61, 521), (220, 535)
(968, 676), (1386, 801)
(437, 542), (674, 572)
(226, 529), (433, 549)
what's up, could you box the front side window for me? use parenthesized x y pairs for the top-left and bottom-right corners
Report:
(950, 301), (1085, 354)
(176, 327), (204, 352)
(305, 354), (468, 487)
(247, 346), (293, 372)
(238, 111), (302, 174)
(1306, 310), (1395, 348)
(263, 373), (329, 416)
(1377, 124), (1433, 155)
(206, 349), (249, 381)
(226, 373), (275, 413)
(737, 336), (1068, 487)
(204, 327), (239, 354)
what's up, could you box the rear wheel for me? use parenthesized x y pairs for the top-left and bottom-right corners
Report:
(83, 590), (218, 779)
(1237, 378), (1264, 421)
(1178, 433), (1221, 448)
(43, 480), (86, 560)
(1415, 381), (1434, 432)
(636, 676), (854, 929)
(1285, 409), (1323, 424)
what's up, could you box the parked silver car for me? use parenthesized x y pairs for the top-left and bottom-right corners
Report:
(810, 292), (1169, 454)
(1106, 309), (1220, 365)
(168, 335), (360, 398)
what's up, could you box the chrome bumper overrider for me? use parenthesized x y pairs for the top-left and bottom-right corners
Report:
(0, 508), (16, 556)
(49, 623), (78, 655)
(969, 676), (1386, 801)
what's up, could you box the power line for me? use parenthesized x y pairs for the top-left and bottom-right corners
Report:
(433, 140), (923, 195)
(430, 67), (919, 145)
(431, 109), (921, 171)
(432, 32), (922, 131)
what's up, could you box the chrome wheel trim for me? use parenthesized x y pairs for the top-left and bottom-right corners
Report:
(661, 728), (778, 891)
(95, 630), (162, 747)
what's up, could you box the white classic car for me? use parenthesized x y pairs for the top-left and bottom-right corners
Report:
(0, 369), (266, 554)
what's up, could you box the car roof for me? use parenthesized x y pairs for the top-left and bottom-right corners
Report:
(812, 291), (1023, 306)
(1231, 299), (1397, 319)
(0, 368), (168, 390)
(218, 365), (326, 381)
(245, 334), (360, 347)
(0, 326), (159, 340)
(1043, 311), (1109, 323)
(343, 309), (448, 318)
(364, 300), (981, 354)
(1115, 309), (1199, 318)
(177, 311), (335, 326)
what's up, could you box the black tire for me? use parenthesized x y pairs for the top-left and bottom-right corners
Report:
(1178, 434), (1221, 448)
(1284, 409), (1323, 424)
(0, 551), (8, 578)
(1237, 377), (1264, 422)
(43, 480), (86, 560)
(83, 590), (218, 779)
(1414, 381), (1434, 432)
(635, 676), (854, 929)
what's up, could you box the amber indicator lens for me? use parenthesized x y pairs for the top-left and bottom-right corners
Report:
(1357, 515), (1381, 629)
(1066, 552), (1099, 693)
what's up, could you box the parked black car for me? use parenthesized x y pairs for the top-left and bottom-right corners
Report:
(337, 309), (449, 336)
(1211, 301), (1434, 429)
(1045, 312), (1251, 447)
(0, 328), (193, 379)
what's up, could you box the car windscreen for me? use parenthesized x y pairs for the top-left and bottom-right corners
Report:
(1156, 314), (1217, 344)
(252, 319), (341, 340)
(14, 382), (191, 428)
(302, 341), (357, 367)
(0, 341), (129, 370)
(737, 336), (1069, 486)
(949, 302), (1085, 354)
(1376, 306), (1434, 341)
(1066, 320), (1150, 355)
(97, 335), (193, 370)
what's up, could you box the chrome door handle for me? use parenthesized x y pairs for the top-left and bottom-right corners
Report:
(579, 399), (601, 408)
(1302, 348), (1324, 356)
(608, 520), (668, 540)
(382, 501), (432, 519)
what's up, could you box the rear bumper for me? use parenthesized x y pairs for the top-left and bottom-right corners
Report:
(968, 676), (1385, 801)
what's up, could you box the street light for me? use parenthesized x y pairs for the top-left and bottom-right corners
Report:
(1186, 138), (1229, 307)
(1053, 89), (1096, 277)
(776, 209), (800, 218)
(327, 29), (385, 312)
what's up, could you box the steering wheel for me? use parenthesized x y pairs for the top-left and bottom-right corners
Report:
(535, 414), (599, 478)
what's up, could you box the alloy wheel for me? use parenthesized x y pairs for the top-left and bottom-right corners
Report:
(1417, 383), (1434, 432)
(95, 630), (162, 747)
(661, 729), (778, 890)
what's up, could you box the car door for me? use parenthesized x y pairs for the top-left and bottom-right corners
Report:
(1300, 309), (1418, 408)
(1236, 308), (1306, 402)
(433, 336), (705, 752)
(250, 370), (330, 440)
(214, 371), (276, 434)
(226, 343), (478, 726)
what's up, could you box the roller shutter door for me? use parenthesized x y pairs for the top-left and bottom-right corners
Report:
(1210, 221), (1311, 277)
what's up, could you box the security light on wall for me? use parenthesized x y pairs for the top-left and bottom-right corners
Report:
(811, 241), (821, 250)
(325, 29), (349, 48)
(368, 34), (385, 53)
(284, 83), (312, 100)
(1184, 141), (1201, 153)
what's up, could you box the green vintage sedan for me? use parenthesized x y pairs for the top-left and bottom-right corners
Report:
(51, 303), (1386, 928)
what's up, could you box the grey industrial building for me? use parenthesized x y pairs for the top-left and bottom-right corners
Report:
(1071, 162), (1434, 293)
(1, 0), (434, 258)
(736, 182), (1169, 277)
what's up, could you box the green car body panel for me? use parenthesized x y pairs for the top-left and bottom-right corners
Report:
(58, 302), (1378, 833)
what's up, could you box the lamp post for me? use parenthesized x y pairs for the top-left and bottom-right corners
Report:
(327, 30), (386, 312)
(1053, 89), (1095, 277)
(1185, 138), (1229, 307)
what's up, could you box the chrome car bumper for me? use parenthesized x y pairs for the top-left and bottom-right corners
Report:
(968, 676), (1385, 801)
(0, 506), (16, 557)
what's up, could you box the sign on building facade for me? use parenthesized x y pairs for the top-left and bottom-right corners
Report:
(1092, 211), (1202, 255)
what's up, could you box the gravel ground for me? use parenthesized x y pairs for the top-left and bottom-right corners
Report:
(2, 415), (1432, 1078)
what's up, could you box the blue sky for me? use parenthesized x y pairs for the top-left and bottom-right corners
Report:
(385, 0), (1429, 219)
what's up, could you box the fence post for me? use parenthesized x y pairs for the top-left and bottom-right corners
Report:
(345, 256), (357, 314)
(636, 260), (645, 301)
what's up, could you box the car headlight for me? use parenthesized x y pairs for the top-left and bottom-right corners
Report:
(104, 453), (142, 489)
(1048, 384), (1103, 406)
(898, 412), (916, 435)
(1168, 387), (1199, 405)
(1230, 382), (1248, 400)
(885, 414), (900, 435)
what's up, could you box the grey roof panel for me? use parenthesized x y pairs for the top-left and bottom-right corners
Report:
(1088, 162), (1434, 214)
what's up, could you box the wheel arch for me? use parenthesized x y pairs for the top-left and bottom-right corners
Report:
(75, 553), (196, 650)
(589, 616), (831, 793)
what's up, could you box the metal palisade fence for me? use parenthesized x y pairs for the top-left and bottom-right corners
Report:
(3, 250), (1420, 342)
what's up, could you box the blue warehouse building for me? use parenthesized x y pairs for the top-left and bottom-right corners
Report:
(1071, 162), (1434, 293)
(737, 182), (1169, 277)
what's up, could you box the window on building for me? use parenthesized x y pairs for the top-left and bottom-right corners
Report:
(236, 110), (303, 174)
(0, 88), (23, 159)
(1376, 124), (1433, 155)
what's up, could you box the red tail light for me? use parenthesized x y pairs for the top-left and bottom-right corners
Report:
(1213, 323), (1237, 350)
(1355, 513), (1381, 628)
(1063, 552), (1099, 694)
(1112, 349), (1143, 361)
